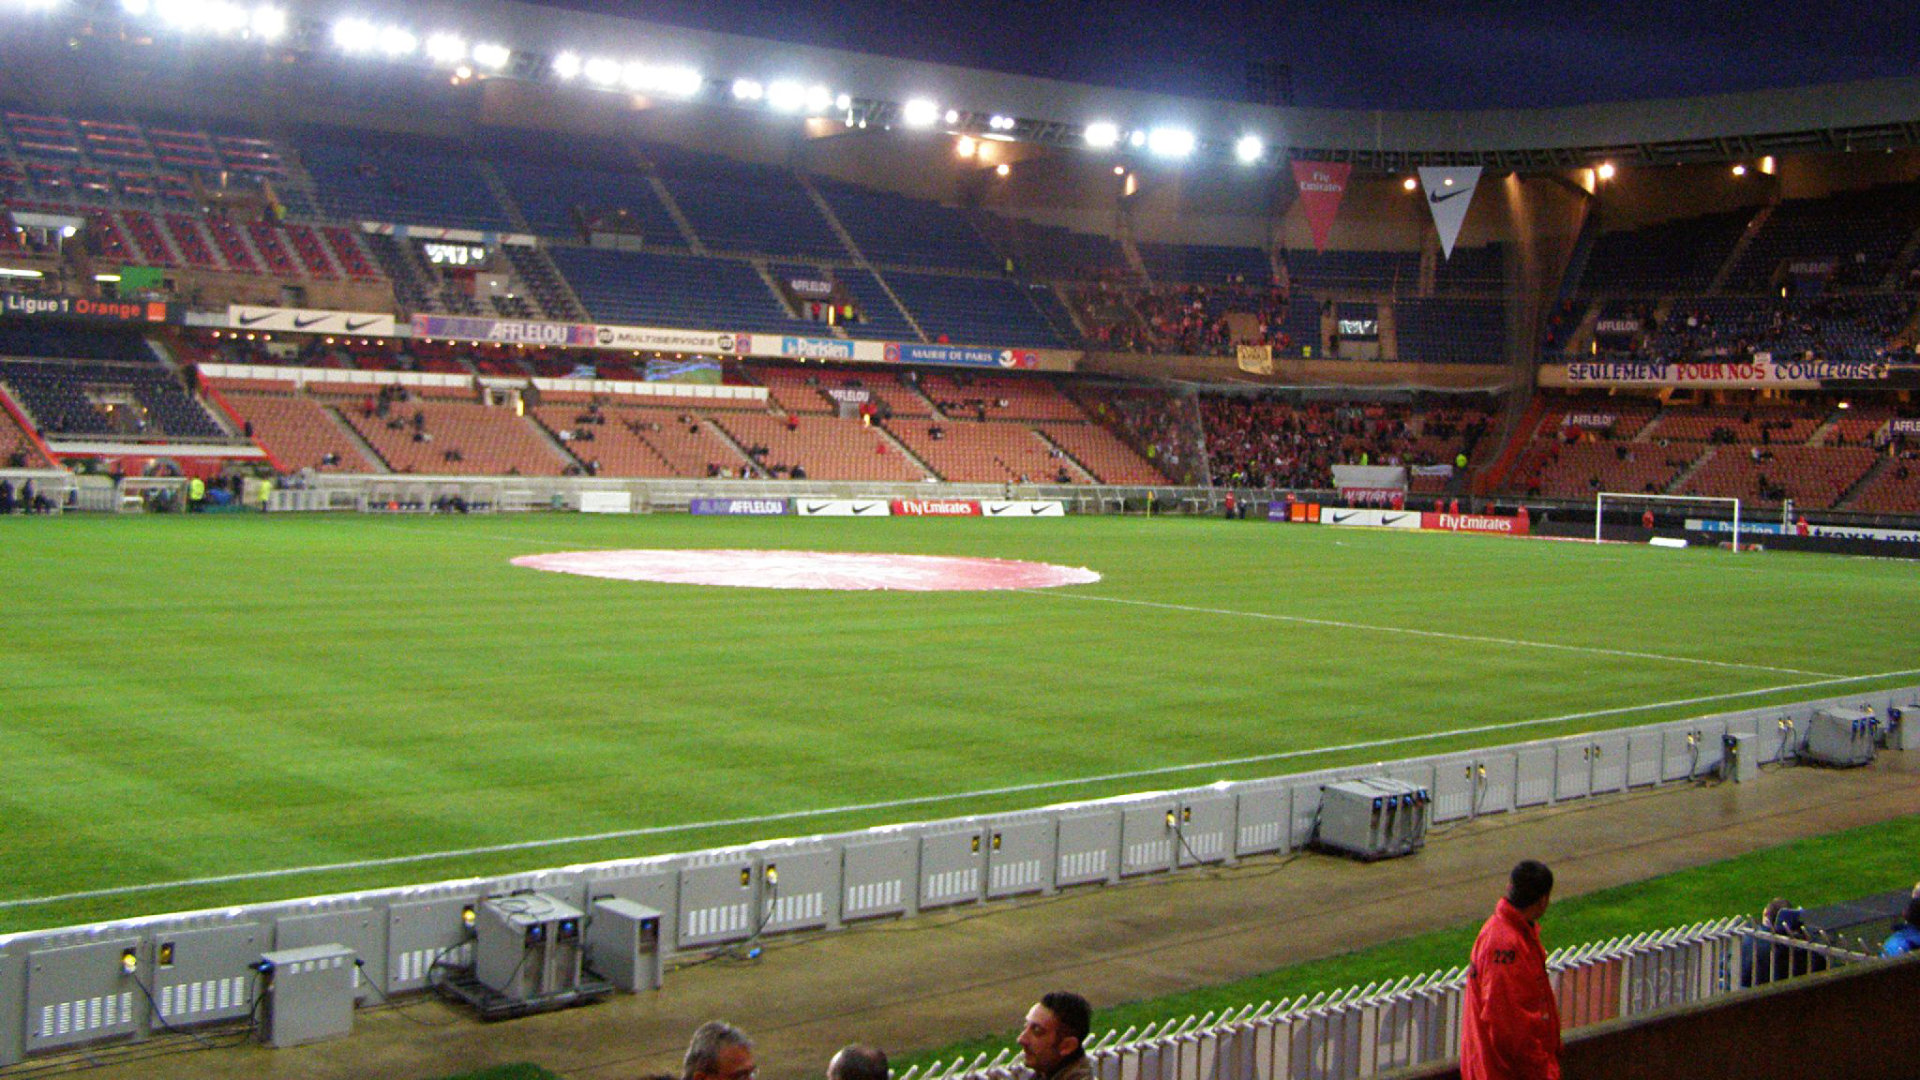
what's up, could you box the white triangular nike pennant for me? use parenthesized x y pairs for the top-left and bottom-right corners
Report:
(1418, 166), (1482, 261)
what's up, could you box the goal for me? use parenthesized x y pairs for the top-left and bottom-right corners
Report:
(1594, 492), (1742, 551)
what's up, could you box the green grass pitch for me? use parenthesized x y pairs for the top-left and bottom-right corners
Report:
(2, 513), (1915, 932)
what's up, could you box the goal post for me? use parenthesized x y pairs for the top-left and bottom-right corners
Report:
(1595, 492), (1742, 551)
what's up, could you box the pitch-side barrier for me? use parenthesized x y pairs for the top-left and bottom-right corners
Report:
(0, 688), (1913, 1066)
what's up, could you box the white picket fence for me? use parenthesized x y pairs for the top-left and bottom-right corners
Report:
(900, 917), (1881, 1080)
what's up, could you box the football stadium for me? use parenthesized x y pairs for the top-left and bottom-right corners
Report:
(1, 1), (1919, 1078)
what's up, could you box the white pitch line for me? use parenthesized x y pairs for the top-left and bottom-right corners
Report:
(1020, 590), (1841, 678)
(4, 666), (1915, 914)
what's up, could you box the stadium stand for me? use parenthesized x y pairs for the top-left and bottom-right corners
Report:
(1577, 210), (1751, 297)
(646, 144), (845, 260)
(883, 416), (1078, 483)
(215, 387), (376, 473)
(549, 246), (820, 336)
(883, 272), (1066, 348)
(813, 178), (997, 271)
(1722, 184), (1920, 293)
(712, 411), (926, 482)
(1036, 421), (1167, 484)
(976, 212), (1131, 281)
(0, 400), (52, 467)
(1395, 298), (1506, 365)
(334, 395), (570, 476)
(1137, 241), (1271, 285)
(292, 126), (514, 232)
(917, 371), (1083, 422)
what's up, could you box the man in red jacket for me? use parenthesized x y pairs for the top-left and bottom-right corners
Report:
(1461, 860), (1561, 1080)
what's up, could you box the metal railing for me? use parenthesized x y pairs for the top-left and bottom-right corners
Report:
(899, 918), (1882, 1080)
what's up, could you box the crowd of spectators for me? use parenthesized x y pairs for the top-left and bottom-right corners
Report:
(1075, 278), (1293, 357)
(1200, 396), (1487, 489)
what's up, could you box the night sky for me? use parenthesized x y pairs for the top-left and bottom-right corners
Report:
(532, 0), (1920, 110)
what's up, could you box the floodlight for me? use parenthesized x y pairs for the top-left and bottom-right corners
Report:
(1234, 134), (1264, 163)
(471, 42), (511, 70)
(1402, 176), (1417, 191)
(803, 84), (831, 113)
(620, 61), (650, 90)
(834, 93), (851, 111)
(120, 0), (150, 14)
(425, 33), (467, 64)
(901, 98), (939, 128)
(332, 18), (378, 52)
(1129, 130), (1146, 148)
(955, 136), (977, 158)
(1083, 122), (1119, 148)
(377, 26), (416, 56)
(995, 163), (1010, 177)
(60, 225), (77, 238)
(583, 57), (619, 86)
(249, 5), (285, 39)
(1596, 161), (1616, 180)
(943, 109), (959, 125)
(1731, 164), (1747, 176)
(766, 79), (806, 112)
(989, 115), (1014, 131)
(1113, 165), (1125, 176)
(731, 78), (763, 101)
(1147, 127), (1195, 158)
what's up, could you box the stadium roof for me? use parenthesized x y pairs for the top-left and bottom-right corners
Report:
(534, 0), (1920, 112)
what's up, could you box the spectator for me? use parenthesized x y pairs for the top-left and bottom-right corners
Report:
(826, 1044), (888, 1080)
(1739, 898), (1826, 987)
(684, 1021), (756, 1080)
(1460, 860), (1559, 1080)
(1018, 991), (1093, 1080)
(1882, 895), (1920, 958)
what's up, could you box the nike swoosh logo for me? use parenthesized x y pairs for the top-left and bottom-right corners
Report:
(345, 318), (381, 332)
(806, 503), (830, 513)
(236, 312), (273, 326)
(1382, 514), (1406, 525)
(1428, 187), (1467, 203)
(1333, 513), (1355, 523)
(990, 506), (1010, 515)
(292, 315), (326, 328)
(1030, 506), (1047, 515)
(852, 503), (879, 515)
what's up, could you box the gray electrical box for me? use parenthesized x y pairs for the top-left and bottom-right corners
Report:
(1804, 707), (1878, 767)
(583, 899), (662, 992)
(258, 944), (355, 1049)
(474, 895), (583, 1002)
(1723, 732), (1759, 782)
(1316, 778), (1429, 860)
(1889, 704), (1919, 752)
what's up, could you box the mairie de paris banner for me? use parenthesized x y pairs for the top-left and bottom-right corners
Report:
(1291, 161), (1352, 254)
(1418, 166), (1483, 261)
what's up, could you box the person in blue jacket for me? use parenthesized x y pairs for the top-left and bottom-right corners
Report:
(1883, 895), (1920, 957)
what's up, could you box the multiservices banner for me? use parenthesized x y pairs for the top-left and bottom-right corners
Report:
(891, 499), (981, 516)
(1291, 161), (1352, 253)
(1420, 512), (1529, 535)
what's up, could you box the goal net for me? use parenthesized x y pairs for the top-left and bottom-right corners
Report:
(1595, 492), (1743, 550)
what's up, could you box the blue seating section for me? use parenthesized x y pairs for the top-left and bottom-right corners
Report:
(1282, 248), (1418, 291)
(0, 325), (153, 363)
(1723, 185), (1920, 293)
(292, 126), (513, 232)
(1434, 243), (1503, 293)
(1137, 242), (1270, 285)
(1648, 295), (1912, 363)
(980, 213), (1130, 280)
(642, 144), (844, 260)
(1579, 211), (1751, 297)
(1394, 299), (1506, 365)
(0, 358), (225, 438)
(884, 272), (1066, 349)
(550, 247), (823, 337)
(489, 155), (683, 245)
(769, 263), (918, 342)
(814, 180), (1000, 272)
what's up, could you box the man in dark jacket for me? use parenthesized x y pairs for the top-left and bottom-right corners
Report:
(1017, 991), (1093, 1080)
(1461, 860), (1560, 1080)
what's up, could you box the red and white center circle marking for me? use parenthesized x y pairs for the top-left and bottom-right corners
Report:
(511, 549), (1101, 592)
